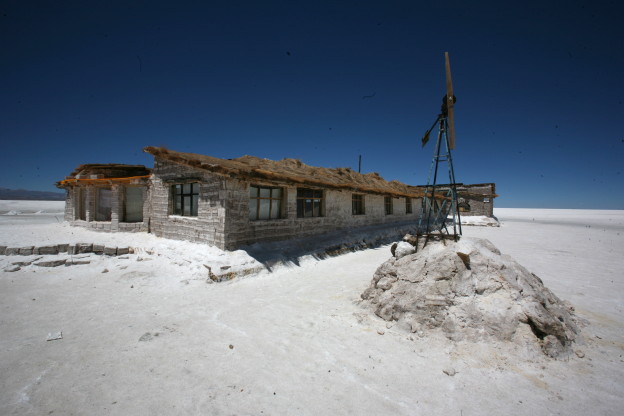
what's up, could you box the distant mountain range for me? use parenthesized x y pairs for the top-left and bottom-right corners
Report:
(0, 187), (65, 201)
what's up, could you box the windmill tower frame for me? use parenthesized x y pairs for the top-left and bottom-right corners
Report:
(417, 52), (462, 242)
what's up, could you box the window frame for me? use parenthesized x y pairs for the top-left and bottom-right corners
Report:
(249, 185), (283, 221)
(384, 196), (393, 215)
(171, 182), (199, 217)
(123, 186), (145, 222)
(95, 187), (112, 221)
(352, 194), (365, 215)
(405, 197), (412, 214)
(296, 188), (324, 218)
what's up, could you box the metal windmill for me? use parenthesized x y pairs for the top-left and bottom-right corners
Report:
(417, 52), (462, 241)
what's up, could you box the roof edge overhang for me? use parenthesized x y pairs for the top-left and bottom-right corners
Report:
(56, 175), (151, 188)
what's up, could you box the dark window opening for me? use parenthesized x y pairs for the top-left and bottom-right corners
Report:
(124, 186), (144, 222)
(96, 187), (112, 221)
(384, 196), (393, 215)
(297, 188), (323, 218)
(249, 185), (282, 220)
(172, 183), (199, 216)
(458, 200), (471, 212)
(77, 188), (86, 220)
(405, 197), (413, 214)
(352, 194), (365, 215)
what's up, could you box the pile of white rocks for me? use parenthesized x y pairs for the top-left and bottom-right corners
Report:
(361, 236), (580, 358)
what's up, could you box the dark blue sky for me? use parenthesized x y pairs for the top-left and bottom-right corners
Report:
(2, 1), (623, 208)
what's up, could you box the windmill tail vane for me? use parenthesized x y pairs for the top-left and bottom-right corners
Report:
(421, 116), (439, 148)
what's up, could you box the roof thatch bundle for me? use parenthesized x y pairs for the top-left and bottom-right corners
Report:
(69, 164), (151, 179)
(56, 164), (151, 188)
(144, 147), (426, 199)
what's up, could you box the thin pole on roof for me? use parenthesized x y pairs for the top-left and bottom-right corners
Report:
(358, 155), (362, 173)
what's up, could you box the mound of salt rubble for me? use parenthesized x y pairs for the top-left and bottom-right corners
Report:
(361, 237), (580, 358)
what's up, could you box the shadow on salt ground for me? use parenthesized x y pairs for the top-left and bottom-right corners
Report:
(240, 221), (421, 272)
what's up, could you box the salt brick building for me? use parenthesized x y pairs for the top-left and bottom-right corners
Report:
(56, 147), (496, 250)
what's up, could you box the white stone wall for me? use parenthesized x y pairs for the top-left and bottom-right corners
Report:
(149, 159), (227, 247)
(149, 160), (422, 250)
(224, 181), (422, 250)
(63, 189), (73, 221)
(458, 184), (495, 217)
(64, 184), (149, 233)
(432, 183), (496, 217)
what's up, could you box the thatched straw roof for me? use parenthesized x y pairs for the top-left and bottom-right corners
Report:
(56, 164), (151, 188)
(144, 147), (427, 198)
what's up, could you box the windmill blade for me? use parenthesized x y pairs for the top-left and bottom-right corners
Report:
(445, 52), (456, 150)
(447, 102), (456, 150)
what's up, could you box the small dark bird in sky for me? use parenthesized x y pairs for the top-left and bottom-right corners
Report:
(362, 92), (376, 99)
(286, 51), (291, 56)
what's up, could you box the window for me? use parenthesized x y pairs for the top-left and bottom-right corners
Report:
(249, 185), (282, 220)
(124, 186), (144, 222)
(405, 197), (412, 214)
(384, 196), (393, 215)
(297, 188), (323, 218)
(96, 187), (112, 221)
(172, 183), (199, 216)
(352, 194), (365, 215)
(483, 197), (490, 203)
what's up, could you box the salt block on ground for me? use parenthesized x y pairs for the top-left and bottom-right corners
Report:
(361, 237), (579, 358)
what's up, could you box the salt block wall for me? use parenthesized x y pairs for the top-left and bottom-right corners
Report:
(63, 185), (149, 232)
(149, 158), (227, 248)
(460, 185), (494, 217)
(224, 180), (422, 250)
(150, 159), (423, 250)
(63, 189), (73, 221)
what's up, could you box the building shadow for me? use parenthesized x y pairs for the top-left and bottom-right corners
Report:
(240, 221), (421, 272)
